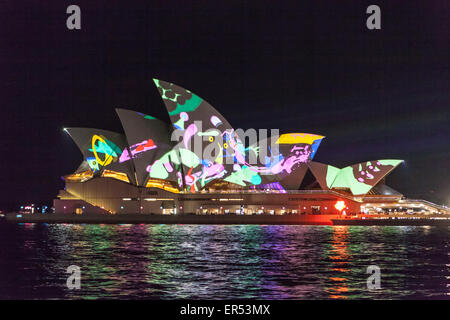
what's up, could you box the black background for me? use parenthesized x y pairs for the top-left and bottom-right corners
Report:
(0, 1), (448, 210)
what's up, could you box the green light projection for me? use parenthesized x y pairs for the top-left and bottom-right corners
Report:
(329, 159), (403, 195)
(153, 79), (202, 115)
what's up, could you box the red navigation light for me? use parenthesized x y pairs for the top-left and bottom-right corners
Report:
(335, 200), (346, 212)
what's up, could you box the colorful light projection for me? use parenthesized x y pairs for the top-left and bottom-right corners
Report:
(307, 160), (403, 195)
(153, 79), (327, 192)
(65, 81), (402, 195)
(276, 133), (324, 160)
(119, 138), (157, 163)
(224, 164), (262, 186)
(88, 134), (122, 172)
(153, 79), (237, 192)
(307, 162), (340, 190)
(64, 127), (135, 184)
(153, 79), (203, 116)
(330, 159), (403, 195)
(273, 133), (324, 173)
(146, 147), (226, 191)
(116, 108), (174, 187)
(222, 133), (323, 189)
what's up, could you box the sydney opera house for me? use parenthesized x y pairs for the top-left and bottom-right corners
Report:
(54, 79), (448, 219)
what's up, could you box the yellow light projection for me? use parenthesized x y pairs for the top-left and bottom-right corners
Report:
(92, 134), (114, 166)
(145, 178), (180, 193)
(101, 170), (130, 183)
(64, 171), (94, 182)
(276, 133), (324, 145)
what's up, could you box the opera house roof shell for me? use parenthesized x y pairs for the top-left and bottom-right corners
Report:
(64, 79), (403, 196)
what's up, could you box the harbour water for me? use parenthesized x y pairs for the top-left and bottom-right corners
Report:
(0, 223), (448, 299)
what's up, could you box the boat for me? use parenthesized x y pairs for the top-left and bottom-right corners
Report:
(332, 217), (450, 226)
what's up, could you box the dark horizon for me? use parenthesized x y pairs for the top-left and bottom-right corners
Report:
(0, 1), (448, 211)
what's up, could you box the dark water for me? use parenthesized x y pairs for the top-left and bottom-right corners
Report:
(0, 222), (448, 299)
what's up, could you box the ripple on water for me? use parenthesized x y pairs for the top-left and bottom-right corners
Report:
(0, 223), (448, 299)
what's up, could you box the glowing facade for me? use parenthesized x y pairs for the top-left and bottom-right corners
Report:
(55, 79), (438, 217)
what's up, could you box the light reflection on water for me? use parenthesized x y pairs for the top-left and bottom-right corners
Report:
(0, 223), (448, 299)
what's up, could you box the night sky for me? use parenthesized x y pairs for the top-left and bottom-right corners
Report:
(0, 1), (448, 210)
